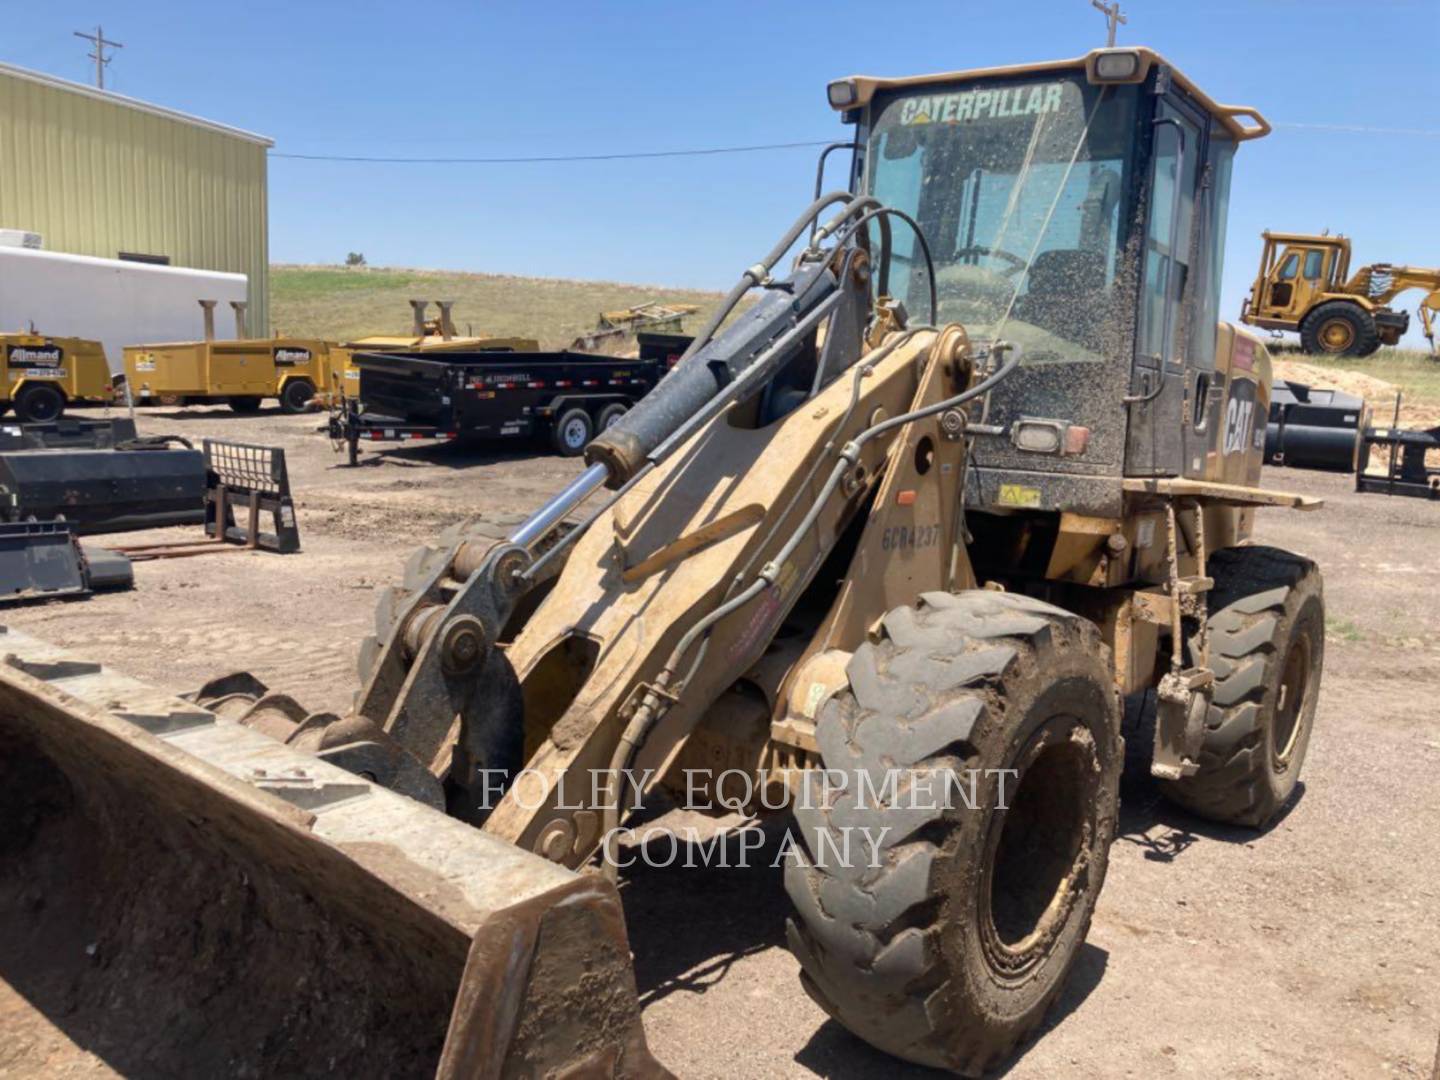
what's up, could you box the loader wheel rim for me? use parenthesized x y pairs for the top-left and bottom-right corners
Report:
(1319, 319), (1355, 352)
(979, 717), (1091, 980)
(1272, 632), (1313, 770)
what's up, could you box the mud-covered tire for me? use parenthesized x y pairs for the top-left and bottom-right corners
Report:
(1160, 546), (1323, 827)
(279, 378), (317, 415)
(785, 591), (1122, 1076)
(13, 383), (65, 424)
(1299, 301), (1378, 357)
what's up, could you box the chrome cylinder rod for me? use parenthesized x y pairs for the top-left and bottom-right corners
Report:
(509, 461), (609, 549)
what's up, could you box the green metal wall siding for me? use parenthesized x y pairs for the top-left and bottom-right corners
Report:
(0, 71), (268, 336)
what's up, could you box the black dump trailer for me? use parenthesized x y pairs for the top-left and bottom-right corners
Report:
(329, 334), (692, 466)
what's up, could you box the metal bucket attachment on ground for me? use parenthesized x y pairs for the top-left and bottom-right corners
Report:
(0, 520), (133, 603)
(0, 627), (665, 1078)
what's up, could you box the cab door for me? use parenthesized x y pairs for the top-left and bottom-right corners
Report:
(1288, 247), (1330, 317)
(1125, 97), (1204, 477)
(1262, 247), (1304, 318)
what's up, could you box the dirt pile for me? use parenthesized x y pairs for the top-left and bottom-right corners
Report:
(1271, 359), (1399, 403)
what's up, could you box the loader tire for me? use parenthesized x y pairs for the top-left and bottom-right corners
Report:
(279, 377), (317, 414)
(785, 591), (1122, 1076)
(14, 383), (65, 423)
(1300, 301), (1378, 357)
(1160, 546), (1323, 828)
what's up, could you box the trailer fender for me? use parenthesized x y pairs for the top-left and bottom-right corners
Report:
(540, 392), (630, 418)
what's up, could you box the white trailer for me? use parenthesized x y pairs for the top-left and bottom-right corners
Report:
(0, 246), (248, 373)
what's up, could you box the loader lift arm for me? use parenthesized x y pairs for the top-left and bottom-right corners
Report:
(341, 193), (961, 823)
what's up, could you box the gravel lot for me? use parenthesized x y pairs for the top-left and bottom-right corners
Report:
(2, 403), (1437, 1079)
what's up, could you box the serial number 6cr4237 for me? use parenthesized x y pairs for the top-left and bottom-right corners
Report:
(881, 522), (941, 552)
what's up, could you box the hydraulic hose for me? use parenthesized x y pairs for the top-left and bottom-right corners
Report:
(679, 191), (873, 363)
(833, 206), (938, 325)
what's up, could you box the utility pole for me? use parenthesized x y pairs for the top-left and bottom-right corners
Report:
(73, 25), (123, 89)
(1090, 0), (1127, 47)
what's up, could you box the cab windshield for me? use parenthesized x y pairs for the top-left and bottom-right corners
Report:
(867, 74), (1138, 362)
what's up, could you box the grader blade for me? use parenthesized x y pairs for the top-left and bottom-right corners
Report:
(0, 626), (664, 1079)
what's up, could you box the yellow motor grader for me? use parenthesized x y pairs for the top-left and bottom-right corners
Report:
(0, 45), (1325, 1078)
(1240, 230), (1440, 356)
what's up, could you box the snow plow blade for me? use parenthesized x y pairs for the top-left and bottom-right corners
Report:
(0, 626), (665, 1079)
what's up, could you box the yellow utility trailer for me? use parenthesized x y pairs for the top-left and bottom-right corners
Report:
(0, 331), (114, 421)
(124, 300), (331, 414)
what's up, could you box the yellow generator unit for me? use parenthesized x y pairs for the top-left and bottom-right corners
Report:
(323, 299), (539, 404)
(1240, 231), (1440, 356)
(124, 300), (331, 414)
(0, 331), (114, 422)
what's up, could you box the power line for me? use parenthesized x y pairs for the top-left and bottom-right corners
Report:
(1274, 121), (1440, 138)
(268, 120), (1440, 168)
(73, 25), (122, 89)
(270, 139), (836, 164)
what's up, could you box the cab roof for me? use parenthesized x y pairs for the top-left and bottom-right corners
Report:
(829, 47), (1270, 143)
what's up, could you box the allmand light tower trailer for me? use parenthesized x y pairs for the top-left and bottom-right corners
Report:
(0, 45), (1324, 1078)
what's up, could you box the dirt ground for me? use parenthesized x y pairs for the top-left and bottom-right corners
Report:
(1, 402), (1437, 1079)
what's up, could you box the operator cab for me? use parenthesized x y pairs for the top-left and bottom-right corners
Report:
(1244, 231), (1351, 325)
(828, 48), (1270, 513)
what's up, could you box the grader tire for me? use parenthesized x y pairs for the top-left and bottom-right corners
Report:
(1299, 301), (1379, 357)
(785, 591), (1122, 1076)
(1160, 546), (1323, 828)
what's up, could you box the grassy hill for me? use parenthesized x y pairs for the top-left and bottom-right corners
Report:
(271, 264), (726, 349)
(272, 264), (1439, 422)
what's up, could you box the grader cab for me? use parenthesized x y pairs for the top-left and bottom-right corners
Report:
(1, 45), (1323, 1078)
(1241, 230), (1440, 355)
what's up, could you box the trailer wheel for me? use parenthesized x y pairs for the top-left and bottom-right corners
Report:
(551, 407), (593, 457)
(279, 378), (317, 415)
(596, 402), (628, 431)
(14, 384), (65, 423)
(786, 591), (1121, 1076)
(1300, 301), (1379, 357)
(1160, 546), (1323, 827)
(228, 396), (264, 414)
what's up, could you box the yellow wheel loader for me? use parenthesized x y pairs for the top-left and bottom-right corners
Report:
(1240, 230), (1440, 356)
(1, 45), (1325, 1077)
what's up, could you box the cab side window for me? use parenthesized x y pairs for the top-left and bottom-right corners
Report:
(1302, 249), (1325, 281)
(1277, 252), (1299, 280)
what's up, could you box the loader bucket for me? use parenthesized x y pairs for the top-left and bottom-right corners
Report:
(0, 626), (666, 1079)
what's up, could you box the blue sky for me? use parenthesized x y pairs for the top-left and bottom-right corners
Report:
(6, 1), (1439, 343)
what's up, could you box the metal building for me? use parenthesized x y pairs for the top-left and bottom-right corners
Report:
(0, 62), (272, 336)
